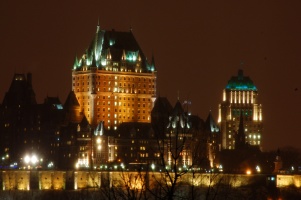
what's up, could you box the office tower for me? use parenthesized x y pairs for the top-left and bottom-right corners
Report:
(218, 70), (263, 150)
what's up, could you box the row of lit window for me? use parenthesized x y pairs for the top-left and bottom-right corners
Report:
(76, 87), (154, 94)
(95, 108), (149, 114)
(74, 81), (155, 89)
(78, 95), (151, 102)
(73, 75), (155, 83)
(228, 134), (261, 139)
(96, 101), (151, 107)
(97, 115), (151, 121)
(229, 141), (261, 146)
(102, 115), (150, 123)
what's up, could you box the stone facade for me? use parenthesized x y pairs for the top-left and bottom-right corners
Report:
(2, 170), (298, 191)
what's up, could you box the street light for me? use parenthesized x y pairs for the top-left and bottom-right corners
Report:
(23, 154), (42, 169)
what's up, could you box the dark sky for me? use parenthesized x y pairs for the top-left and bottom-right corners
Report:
(1, 1), (301, 151)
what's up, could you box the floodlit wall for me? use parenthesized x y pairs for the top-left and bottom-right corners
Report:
(2, 171), (30, 190)
(1, 170), (300, 191)
(277, 175), (301, 188)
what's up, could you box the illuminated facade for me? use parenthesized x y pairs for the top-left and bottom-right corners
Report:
(218, 70), (263, 150)
(72, 25), (157, 130)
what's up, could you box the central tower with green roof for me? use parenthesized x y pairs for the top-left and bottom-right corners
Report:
(218, 70), (263, 150)
(72, 24), (157, 130)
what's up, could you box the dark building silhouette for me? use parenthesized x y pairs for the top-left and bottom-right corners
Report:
(0, 73), (64, 169)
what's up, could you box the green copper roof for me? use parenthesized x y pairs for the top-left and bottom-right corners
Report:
(226, 70), (257, 91)
(73, 25), (156, 72)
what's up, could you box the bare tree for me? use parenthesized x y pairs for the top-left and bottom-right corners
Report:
(99, 168), (149, 200)
(148, 100), (209, 200)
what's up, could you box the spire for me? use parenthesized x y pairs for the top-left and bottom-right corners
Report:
(73, 56), (79, 69)
(137, 51), (142, 62)
(238, 69), (244, 80)
(205, 111), (220, 133)
(121, 49), (126, 60)
(151, 53), (155, 67)
(150, 53), (156, 71)
(95, 121), (104, 136)
(96, 18), (100, 33)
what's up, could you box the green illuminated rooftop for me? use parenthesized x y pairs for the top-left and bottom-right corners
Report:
(73, 25), (155, 72)
(226, 70), (257, 91)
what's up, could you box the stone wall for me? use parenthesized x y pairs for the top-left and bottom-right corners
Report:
(1, 170), (300, 191)
(277, 175), (301, 187)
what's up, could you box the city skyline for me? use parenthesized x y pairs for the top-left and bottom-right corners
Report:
(1, 1), (301, 151)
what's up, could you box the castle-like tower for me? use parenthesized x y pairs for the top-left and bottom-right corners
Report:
(218, 70), (263, 150)
(72, 25), (157, 130)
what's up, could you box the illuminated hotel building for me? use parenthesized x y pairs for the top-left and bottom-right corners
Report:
(72, 25), (156, 130)
(218, 70), (263, 150)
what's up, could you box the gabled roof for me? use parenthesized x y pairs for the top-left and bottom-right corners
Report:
(205, 111), (220, 133)
(80, 115), (90, 128)
(168, 100), (190, 129)
(171, 100), (185, 117)
(64, 91), (80, 108)
(95, 121), (104, 136)
(2, 73), (37, 106)
(151, 97), (173, 115)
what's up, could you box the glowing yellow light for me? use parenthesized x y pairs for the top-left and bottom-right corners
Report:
(24, 155), (30, 164)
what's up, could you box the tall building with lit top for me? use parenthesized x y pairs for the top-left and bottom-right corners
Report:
(72, 25), (156, 130)
(218, 70), (263, 150)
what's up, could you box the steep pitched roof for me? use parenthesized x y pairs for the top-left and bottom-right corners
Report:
(95, 121), (104, 136)
(151, 97), (173, 115)
(64, 91), (80, 108)
(74, 25), (155, 72)
(168, 100), (190, 129)
(171, 100), (185, 117)
(205, 111), (220, 133)
(80, 115), (90, 128)
(2, 73), (37, 106)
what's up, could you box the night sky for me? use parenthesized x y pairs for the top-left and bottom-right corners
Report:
(1, 1), (301, 151)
